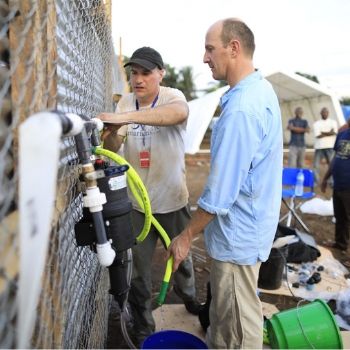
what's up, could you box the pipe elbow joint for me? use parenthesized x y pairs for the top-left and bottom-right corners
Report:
(91, 118), (104, 132)
(83, 187), (107, 211)
(96, 242), (116, 267)
(63, 113), (85, 136)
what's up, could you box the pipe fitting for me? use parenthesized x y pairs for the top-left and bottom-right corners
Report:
(81, 163), (97, 187)
(96, 241), (116, 267)
(91, 117), (104, 132)
(64, 113), (85, 136)
(83, 187), (107, 212)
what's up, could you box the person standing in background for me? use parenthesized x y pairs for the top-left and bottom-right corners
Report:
(321, 117), (350, 263)
(287, 107), (310, 168)
(167, 18), (283, 349)
(313, 107), (338, 184)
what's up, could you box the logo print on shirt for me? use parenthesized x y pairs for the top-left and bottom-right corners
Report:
(127, 125), (160, 137)
(337, 139), (350, 159)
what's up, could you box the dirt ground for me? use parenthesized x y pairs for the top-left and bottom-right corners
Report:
(107, 150), (348, 349)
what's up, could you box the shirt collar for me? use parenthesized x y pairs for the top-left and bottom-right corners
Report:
(220, 70), (262, 106)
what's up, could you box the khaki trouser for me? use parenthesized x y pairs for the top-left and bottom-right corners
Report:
(206, 259), (263, 349)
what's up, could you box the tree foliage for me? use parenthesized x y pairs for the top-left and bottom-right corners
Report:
(162, 65), (197, 101)
(295, 71), (320, 83)
(161, 64), (178, 89)
(340, 97), (350, 105)
(202, 80), (227, 94)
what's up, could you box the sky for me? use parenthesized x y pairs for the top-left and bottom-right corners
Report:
(111, 0), (350, 98)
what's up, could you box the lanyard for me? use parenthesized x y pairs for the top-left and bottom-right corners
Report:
(135, 94), (159, 110)
(135, 94), (159, 146)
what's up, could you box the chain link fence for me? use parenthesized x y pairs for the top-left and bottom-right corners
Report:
(0, 0), (116, 347)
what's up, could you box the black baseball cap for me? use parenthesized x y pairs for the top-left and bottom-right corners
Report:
(124, 47), (164, 70)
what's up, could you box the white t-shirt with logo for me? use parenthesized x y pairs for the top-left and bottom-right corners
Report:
(117, 86), (189, 213)
(313, 118), (338, 149)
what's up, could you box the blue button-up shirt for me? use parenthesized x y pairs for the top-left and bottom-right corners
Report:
(198, 71), (283, 265)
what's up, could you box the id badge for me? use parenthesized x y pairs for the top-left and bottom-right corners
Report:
(139, 150), (150, 168)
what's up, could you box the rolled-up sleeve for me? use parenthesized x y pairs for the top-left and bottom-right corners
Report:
(198, 109), (263, 216)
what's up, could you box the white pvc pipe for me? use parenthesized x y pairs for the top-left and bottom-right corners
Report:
(18, 111), (83, 349)
(83, 187), (116, 266)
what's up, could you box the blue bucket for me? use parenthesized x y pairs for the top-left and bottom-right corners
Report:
(141, 330), (208, 349)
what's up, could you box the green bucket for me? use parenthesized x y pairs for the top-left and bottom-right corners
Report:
(266, 299), (343, 349)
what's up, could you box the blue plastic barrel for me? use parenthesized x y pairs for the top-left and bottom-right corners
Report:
(141, 330), (208, 349)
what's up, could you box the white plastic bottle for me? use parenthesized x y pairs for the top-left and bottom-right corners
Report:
(295, 170), (304, 196)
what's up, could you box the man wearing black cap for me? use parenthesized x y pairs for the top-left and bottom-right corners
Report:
(98, 47), (200, 346)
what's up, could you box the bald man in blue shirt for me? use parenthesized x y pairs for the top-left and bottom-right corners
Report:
(167, 18), (283, 349)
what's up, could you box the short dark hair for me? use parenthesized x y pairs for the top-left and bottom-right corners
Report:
(221, 18), (255, 57)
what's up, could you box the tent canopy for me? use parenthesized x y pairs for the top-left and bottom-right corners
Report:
(185, 71), (345, 154)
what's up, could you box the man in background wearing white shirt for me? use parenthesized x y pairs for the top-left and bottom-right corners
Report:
(313, 107), (338, 184)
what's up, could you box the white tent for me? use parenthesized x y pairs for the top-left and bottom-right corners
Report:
(184, 86), (228, 154)
(185, 71), (345, 154)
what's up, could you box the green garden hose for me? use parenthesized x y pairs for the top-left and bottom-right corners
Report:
(93, 146), (173, 305)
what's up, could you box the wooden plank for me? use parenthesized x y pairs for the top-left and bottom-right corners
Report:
(259, 246), (349, 298)
(9, 0), (35, 157)
(104, 0), (112, 23)
(9, 1), (61, 347)
(153, 304), (206, 341)
(46, 0), (57, 109)
(341, 331), (350, 348)
(9, 0), (58, 159)
(0, 211), (19, 294)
